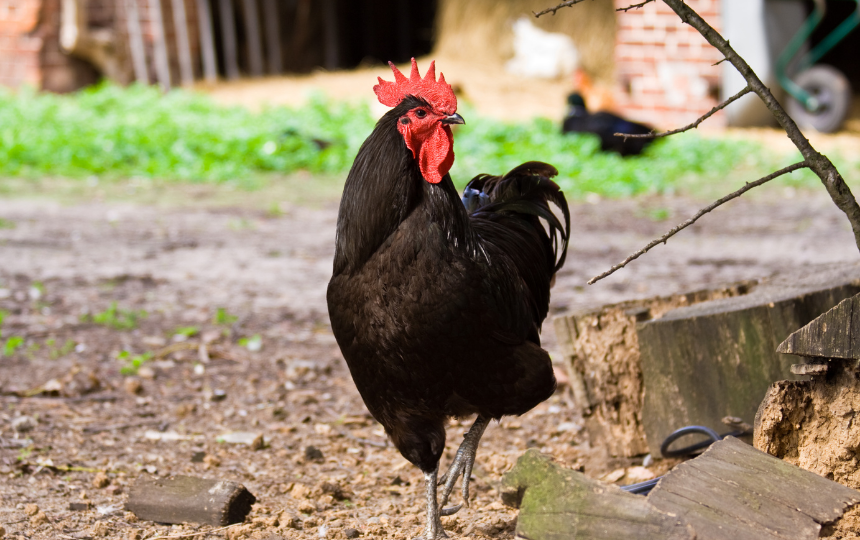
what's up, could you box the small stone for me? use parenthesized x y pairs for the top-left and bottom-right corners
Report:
(304, 446), (324, 462)
(203, 454), (221, 468)
(137, 366), (156, 380)
(124, 378), (143, 395)
(290, 483), (311, 499)
(278, 512), (300, 529)
(106, 484), (123, 496)
(92, 471), (110, 489)
(92, 521), (109, 536)
(601, 468), (626, 483)
(191, 451), (206, 463)
(250, 433), (265, 451)
(123, 512), (138, 523)
(125, 530), (142, 540)
(625, 466), (656, 483)
(11, 416), (36, 433)
(298, 500), (316, 514)
(24, 504), (39, 516)
(344, 528), (360, 539)
(29, 510), (48, 527)
(69, 502), (91, 511)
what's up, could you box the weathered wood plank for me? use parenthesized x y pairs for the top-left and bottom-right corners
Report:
(777, 293), (860, 360)
(218, 0), (240, 80)
(125, 0), (149, 84)
(126, 475), (256, 525)
(195, 0), (217, 82)
(502, 449), (695, 540)
(240, 0), (263, 77)
(551, 283), (754, 458)
(648, 437), (860, 540)
(148, 0), (172, 91)
(171, 0), (194, 86)
(638, 263), (860, 455)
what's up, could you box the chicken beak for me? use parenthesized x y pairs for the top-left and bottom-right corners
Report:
(441, 113), (465, 125)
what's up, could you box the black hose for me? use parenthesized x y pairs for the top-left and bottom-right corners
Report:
(620, 424), (747, 496)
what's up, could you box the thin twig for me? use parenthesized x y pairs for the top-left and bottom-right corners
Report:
(146, 523), (241, 540)
(534, 0), (590, 17)
(616, 0), (655, 12)
(712, 57), (727, 66)
(82, 419), (164, 434)
(588, 161), (808, 285)
(659, 0), (860, 250)
(616, 85), (751, 140)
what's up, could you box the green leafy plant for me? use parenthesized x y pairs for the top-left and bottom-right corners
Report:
(46, 338), (76, 360)
(238, 334), (262, 352)
(214, 307), (238, 326)
(173, 326), (199, 338)
(118, 350), (153, 375)
(86, 302), (147, 330)
(3, 336), (24, 356)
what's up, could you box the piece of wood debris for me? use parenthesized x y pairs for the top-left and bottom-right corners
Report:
(126, 475), (255, 526)
(777, 292), (860, 361)
(789, 362), (829, 376)
(637, 263), (860, 455)
(501, 449), (695, 539)
(648, 437), (860, 540)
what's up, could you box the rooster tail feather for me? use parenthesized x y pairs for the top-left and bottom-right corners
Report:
(463, 161), (570, 273)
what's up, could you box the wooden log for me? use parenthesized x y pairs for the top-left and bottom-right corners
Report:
(126, 475), (255, 525)
(262, 0), (281, 74)
(240, 0), (264, 77)
(125, 0), (149, 84)
(502, 449), (695, 540)
(195, 0), (217, 82)
(148, 0), (172, 91)
(552, 282), (753, 458)
(171, 0), (195, 86)
(637, 262), (860, 456)
(777, 292), (860, 360)
(218, 0), (240, 80)
(648, 437), (860, 540)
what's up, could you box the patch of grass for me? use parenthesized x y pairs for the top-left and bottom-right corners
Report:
(45, 338), (76, 360)
(85, 302), (147, 330)
(118, 350), (153, 375)
(0, 84), (855, 200)
(0, 218), (15, 229)
(3, 336), (24, 357)
(214, 307), (238, 326)
(173, 326), (199, 338)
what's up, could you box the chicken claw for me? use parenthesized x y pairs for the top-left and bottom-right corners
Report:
(417, 467), (448, 539)
(438, 416), (489, 514)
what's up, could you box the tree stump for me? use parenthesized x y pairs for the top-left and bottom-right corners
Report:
(637, 263), (860, 456)
(756, 293), (860, 490)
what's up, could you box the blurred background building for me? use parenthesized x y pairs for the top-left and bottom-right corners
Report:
(1, 0), (858, 130)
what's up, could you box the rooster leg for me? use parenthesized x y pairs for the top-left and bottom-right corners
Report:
(437, 415), (489, 514)
(418, 466), (448, 539)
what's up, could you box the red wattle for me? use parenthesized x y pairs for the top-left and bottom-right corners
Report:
(418, 125), (454, 184)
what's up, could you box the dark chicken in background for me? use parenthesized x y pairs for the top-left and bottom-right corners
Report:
(327, 59), (570, 539)
(562, 92), (654, 156)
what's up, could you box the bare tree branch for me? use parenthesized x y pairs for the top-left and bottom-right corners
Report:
(617, 85), (751, 140)
(659, 0), (860, 250)
(616, 0), (655, 12)
(587, 162), (809, 285)
(533, 0), (591, 17)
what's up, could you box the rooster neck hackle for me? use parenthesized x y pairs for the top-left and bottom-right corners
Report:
(332, 96), (474, 278)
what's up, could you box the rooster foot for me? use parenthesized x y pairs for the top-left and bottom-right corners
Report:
(437, 415), (489, 515)
(417, 467), (449, 539)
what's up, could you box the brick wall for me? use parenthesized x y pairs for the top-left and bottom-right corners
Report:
(614, 0), (725, 129)
(0, 0), (43, 89)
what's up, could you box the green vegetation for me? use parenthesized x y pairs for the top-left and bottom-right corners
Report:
(214, 307), (238, 326)
(173, 326), (199, 338)
(3, 336), (24, 357)
(118, 350), (153, 375)
(84, 302), (147, 330)
(0, 83), (852, 199)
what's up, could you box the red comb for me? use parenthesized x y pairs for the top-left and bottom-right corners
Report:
(373, 58), (457, 115)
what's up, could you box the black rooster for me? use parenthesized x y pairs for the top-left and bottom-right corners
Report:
(327, 59), (570, 539)
(562, 93), (654, 156)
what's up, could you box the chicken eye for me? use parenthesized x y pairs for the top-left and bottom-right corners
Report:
(414, 109), (427, 118)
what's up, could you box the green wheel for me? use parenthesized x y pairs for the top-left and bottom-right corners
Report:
(786, 65), (852, 133)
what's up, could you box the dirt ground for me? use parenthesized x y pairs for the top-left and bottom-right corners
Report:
(0, 172), (857, 540)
